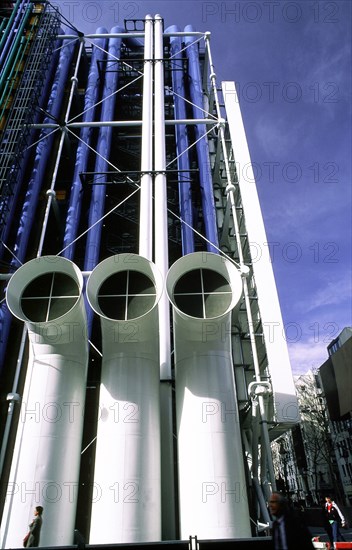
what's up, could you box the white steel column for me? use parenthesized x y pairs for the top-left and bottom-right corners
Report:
(154, 14), (170, 380)
(154, 15), (176, 539)
(139, 15), (153, 260)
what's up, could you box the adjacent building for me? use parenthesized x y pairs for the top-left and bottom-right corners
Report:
(272, 328), (352, 507)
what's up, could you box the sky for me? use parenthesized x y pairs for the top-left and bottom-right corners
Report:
(52, 0), (351, 375)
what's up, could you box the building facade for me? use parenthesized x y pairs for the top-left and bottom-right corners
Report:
(271, 329), (352, 507)
(0, 2), (298, 546)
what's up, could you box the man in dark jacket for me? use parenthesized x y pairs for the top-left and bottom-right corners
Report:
(269, 492), (314, 550)
(25, 506), (43, 547)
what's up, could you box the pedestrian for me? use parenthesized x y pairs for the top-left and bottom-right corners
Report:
(268, 492), (314, 550)
(24, 506), (43, 547)
(323, 496), (346, 545)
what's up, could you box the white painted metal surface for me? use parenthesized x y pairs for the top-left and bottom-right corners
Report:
(222, 81), (298, 425)
(139, 15), (153, 260)
(87, 254), (163, 543)
(154, 15), (176, 539)
(166, 252), (251, 539)
(2, 256), (88, 548)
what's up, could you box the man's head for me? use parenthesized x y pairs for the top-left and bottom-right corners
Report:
(268, 492), (287, 518)
(35, 506), (43, 516)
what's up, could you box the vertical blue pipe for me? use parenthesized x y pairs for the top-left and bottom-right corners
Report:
(62, 28), (108, 260)
(83, 27), (122, 332)
(12, 37), (76, 263)
(184, 25), (219, 254)
(0, 35), (76, 373)
(167, 26), (195, 255)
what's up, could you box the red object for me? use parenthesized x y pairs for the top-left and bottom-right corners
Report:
(334, 544), (352, 549)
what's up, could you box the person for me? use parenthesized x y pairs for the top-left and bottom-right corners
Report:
(323, 496), (346, 545)
(268, 492), (314, 550)
(25, 506), (43, 547)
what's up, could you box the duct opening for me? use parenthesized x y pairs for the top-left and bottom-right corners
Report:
(21, 272), (79, 321)
(173, 268), (232, 318)
(97, 271), (156, 320)
(166, 252), (243, 325)
(86, 254), (164, 324)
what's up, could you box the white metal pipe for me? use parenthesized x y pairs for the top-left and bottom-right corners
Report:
(86, 254), (163, 543)
(154, 15), (176, 539)
(139, 15), (153, 260)
(154, 14), (171, 380)
(0, 326), (26, 482)
(166, 252), (251, 539)
(59, 32), (206, 39)
(59, 33), (145, 39)
(37, 40), (85, 257)
(2, 256), (88, 548)
(30, 119), (217, 130)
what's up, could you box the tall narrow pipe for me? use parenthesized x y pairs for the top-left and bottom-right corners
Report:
(184, 27), (219, 253)
(138, 15), (153, 260)
(63, 29), (108, 260)
(63, 28), (142, 260)
(12, 37), (76, 264)
(83, 29), (121, 272)
(87, 254), (162, 543)
(2, 256), (88, 548)
(154, 14), (170, 380)
(154, 15), (176, 540)
(166, 252), (251, 539)
(37, 37), (86, 257)
(167, 25), (195, 255)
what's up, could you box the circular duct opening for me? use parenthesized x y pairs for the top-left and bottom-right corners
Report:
(173, 268), (232, 319)
(97, 271), (156, 320)
(21, 272), (80, 322)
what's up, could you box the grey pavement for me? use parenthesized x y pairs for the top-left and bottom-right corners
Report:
(309, 525), (352, 543)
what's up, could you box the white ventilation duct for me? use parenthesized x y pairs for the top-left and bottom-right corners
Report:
(86, 254), (163, 543)
(2, 256), (88, 548)
(166, 252), (251, 539)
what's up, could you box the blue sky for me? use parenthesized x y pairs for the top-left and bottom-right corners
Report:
(54, 0), (352, 375)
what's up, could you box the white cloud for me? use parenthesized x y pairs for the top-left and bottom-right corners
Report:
(288, 338), (329, 376)
(300, 273), (352, 314)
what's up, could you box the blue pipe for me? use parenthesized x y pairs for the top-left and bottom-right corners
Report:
(184, 25), (219, 254)
(0, 34), (76, 374)
(62, 28), (108, 260)
(13, 37), (76, 262)
(63, 27), (141, 262)
(84, 29), (122, 271)
(83, 27), (122, 331)
(167, 26), (195, 256)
